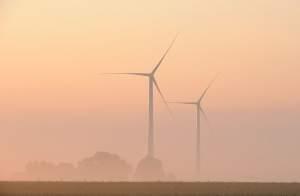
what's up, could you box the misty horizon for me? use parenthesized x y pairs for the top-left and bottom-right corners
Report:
(1, 0), (300, 183)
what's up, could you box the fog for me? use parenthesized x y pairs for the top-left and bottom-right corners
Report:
(1, 109), (300, 181)
(1, 0), (300, 182)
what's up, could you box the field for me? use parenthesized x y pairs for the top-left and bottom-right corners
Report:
(0, 182), (300, 196)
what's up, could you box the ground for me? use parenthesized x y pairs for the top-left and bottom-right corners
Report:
(1, 182), (300, 195)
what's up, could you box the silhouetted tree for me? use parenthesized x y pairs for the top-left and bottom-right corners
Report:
(17, 152), (132, 181)
(77, 152), (132, 181)
(134, 156), (165, 181)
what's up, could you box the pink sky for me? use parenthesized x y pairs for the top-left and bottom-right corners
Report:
(0, 0), (300, 181)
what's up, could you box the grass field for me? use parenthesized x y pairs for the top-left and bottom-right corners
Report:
(0, 182), (300, 196)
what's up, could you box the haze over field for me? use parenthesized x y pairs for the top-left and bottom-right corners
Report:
(0, 0), (300, 181)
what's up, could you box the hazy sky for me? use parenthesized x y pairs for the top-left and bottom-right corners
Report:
(1, 0), (300, 181)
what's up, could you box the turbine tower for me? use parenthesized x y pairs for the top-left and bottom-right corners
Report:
(104, 36), (177, 158)
(170, 75), (217, 179)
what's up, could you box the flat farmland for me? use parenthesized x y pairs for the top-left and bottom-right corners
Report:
(1, 182), (300, 196)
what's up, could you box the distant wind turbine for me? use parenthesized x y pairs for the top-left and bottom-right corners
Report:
(170, 75), (217, 179)
(103, 36), (177, 158)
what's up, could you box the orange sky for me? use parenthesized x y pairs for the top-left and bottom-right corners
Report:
(1, 0), (300, 181)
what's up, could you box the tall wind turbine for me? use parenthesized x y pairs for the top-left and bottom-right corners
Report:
(104, 36), (177, 158)
(170, 75), (217, 179)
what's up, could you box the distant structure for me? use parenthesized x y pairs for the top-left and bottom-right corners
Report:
(170, 75), (217, 180)
(104, 36), (177, 180)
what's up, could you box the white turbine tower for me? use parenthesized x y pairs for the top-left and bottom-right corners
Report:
(104, 36), (177, 158)
(170, 75), (217, 180)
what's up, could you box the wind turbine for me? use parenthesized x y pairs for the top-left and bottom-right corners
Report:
(104, 36), (177, 158)
(170, 75), (217, 179)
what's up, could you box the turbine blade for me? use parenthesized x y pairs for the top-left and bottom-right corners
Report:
(199, 107), (212, 130)
(198, 73), (219, 103)
(169, 101), (197, 105)
(152, 34), (178, 74)
(153, 78), (173, 116)
(101, 72), (149, 77)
